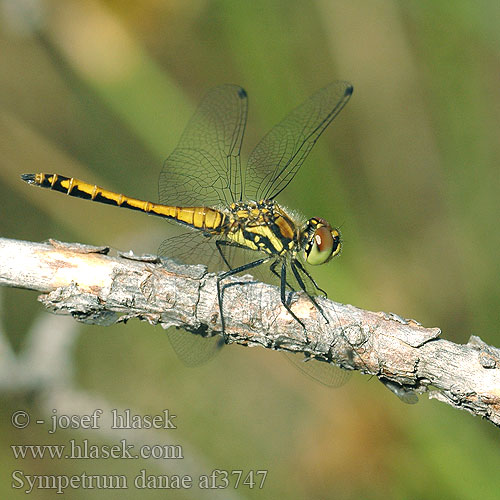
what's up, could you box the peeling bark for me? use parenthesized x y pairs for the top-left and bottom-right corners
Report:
(1, 237), (499, 427)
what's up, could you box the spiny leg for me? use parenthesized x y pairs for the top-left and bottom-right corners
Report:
(294, 258), (328, 297)
(270, 259), (294, 304)
(215, 239), (243, 270)
(290, 260), (329, 324)
(280, 261), (306, 329)
(217, 257), (271, 342)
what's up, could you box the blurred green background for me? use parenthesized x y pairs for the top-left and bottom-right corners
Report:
(1, 0), (500, 498)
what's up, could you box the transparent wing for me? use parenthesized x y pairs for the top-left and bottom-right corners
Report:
(166, 328), (224, 367)
(159, 231), (272, 366)
(215, 240), (275, 283)
(159, 85), (248, 207)
(158, 231), (270, 276)
(245, 81), (353, 201)
(282, 257), (352, 388)
(380, 379), (419, 405)
(159, 232), (226, 366)
(284, 351), (352, 388)
(158, 231), (224, 273)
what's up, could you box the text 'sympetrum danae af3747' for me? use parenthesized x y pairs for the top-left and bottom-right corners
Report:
(22, 82), (354, 387)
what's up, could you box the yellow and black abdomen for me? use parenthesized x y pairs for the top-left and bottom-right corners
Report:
(21, 173), (226, 233)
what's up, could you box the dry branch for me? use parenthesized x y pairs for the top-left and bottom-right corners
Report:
(1, 236), (499, 427)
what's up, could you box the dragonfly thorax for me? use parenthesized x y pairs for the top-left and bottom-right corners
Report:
(225, 200), (300, 256)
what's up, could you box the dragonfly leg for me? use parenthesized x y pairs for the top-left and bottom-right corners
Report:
(280, 262), (306, 329)
(215, 239), (237, 270)
(216, 238), (266, 270)
(290, 260), (329, 325)
(293, 259), (328, 298)
(217, 257), (271, 342)
(270, 259), (294, 305)
(290, 262), (368, 372)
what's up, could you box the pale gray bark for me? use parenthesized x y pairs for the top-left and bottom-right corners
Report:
(1, 237), (499, 427)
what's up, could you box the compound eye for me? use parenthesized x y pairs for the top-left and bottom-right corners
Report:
(305, 227), (341, 265)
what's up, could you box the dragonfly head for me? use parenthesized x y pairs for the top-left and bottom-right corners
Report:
(302, 217), (341, 265)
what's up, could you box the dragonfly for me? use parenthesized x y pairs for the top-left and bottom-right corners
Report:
(21, 81), (353, 384)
